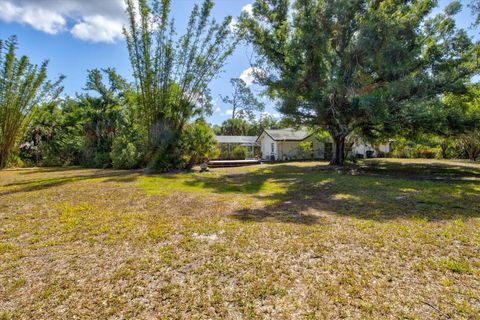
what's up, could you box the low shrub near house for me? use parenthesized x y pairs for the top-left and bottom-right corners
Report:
(412, 146), (441, 159)
(231, 146), (248, 159)
(298, 141), (314, 159)
(219, 146), (248, 160)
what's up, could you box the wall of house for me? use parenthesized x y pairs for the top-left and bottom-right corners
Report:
(350, 141), (391, 157)
(351, 142), (374, 157)
(378, 142), (391, 154)
(259, 134), (277, 160)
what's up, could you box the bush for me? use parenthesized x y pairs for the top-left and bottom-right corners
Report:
(111, 135), (144, 169)
(298, 141), (314, 159)
(93, 152), (111, 168)
(231, 146), (248, 160)
(221, 149), (232, 160)
(178, 121), (219, 169)
(412, 146), (440, 159)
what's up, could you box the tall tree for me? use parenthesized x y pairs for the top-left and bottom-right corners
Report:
(220, 78), (265, 120)
(79, 68), (129, 167)
(240, 0), (479, 165)
(0, 36), (63, 168)
(124, 0), (237, 171)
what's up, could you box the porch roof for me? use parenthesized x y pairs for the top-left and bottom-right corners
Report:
(262, 128), (312, 141)
(215, 135), (258, 145)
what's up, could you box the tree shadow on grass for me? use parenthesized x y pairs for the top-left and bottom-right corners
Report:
(0, 170), (138, 196)
(184, 162), (480, 223)
(359, 159), (480, 181)
(15, 167), (85, 175)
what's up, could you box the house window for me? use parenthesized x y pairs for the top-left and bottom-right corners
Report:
(271, 142), (275, 153)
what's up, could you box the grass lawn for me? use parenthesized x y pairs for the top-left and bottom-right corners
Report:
(1, 159), (479, 319)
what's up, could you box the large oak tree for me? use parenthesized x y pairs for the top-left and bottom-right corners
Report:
(240, 0), (479, 165)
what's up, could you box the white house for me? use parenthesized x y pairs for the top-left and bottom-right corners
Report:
(256, 128), (392, 161)
(257, 128), (328, 161)
(216, 128), (392, 161)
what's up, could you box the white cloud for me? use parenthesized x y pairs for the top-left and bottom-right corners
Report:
(239, 67), (264, 86)
(225, 109), (234, 116)
(71, 15), (123, 43)
(242, 3), (253, 15)
(215, 106), (221, 113)
(0, 0), (126, 43)
(0, 1), (66, 34)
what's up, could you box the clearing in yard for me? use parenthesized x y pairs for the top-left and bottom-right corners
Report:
(0, 159), (479, 319)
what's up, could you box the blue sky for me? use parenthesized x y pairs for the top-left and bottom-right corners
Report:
(0, 0), (477, 124)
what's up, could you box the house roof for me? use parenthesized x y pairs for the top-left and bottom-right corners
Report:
(215, 135), (258, 144)
(260, 128), (312, 141)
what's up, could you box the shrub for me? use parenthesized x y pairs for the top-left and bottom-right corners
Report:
(412, 146), (440, 159)
(111, 135), (144, 169)
(179, 121), (219, 169)
(221, 149), (232, 160)
(231, 146), (248, 160)
(298, 141), (314, 159)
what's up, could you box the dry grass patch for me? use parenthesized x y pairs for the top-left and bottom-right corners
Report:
(0, 160), (479, 319)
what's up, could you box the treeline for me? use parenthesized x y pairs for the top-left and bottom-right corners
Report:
(1, 0), (233, 171)
(212, 116), (291, 137)
(1, 0), (480, 170)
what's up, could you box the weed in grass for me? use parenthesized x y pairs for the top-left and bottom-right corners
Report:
(441, 259), (472, 274)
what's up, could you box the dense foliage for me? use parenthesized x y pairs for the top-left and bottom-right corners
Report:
(20, 69), (138, 168)
(20, 69), (219, 170)
(214, 114), (291, 136)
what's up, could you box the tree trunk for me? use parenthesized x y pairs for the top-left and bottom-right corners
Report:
(146, 118), (177, 170)
(439, 140), (447, 159)
(0, 152), (7, 169)
(0, 139), (14, 169)
(330, 133), (347, 166)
